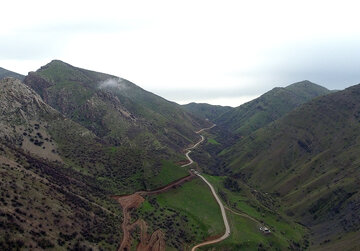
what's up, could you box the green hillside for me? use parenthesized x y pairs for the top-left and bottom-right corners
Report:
(216, 81), (331, 136)
(218, 84), (360, 249)
(24, 60), (210, 155)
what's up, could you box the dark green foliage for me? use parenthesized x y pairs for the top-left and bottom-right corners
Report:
(223, 177), (240, 192)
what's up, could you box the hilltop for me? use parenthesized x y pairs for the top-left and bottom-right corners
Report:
(24, 60), (210, 155)
(216, 80), (331, 135)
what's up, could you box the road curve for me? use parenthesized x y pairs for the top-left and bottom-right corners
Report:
(180, 124), (231, 250)
(181, 135), (205, 167)
(181, 124), (216, 168)
(191, 174), (231, 251)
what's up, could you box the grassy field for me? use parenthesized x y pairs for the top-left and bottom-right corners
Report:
(145, 160), (189, 190)
(201, 174), (308, 250)
(136, 178), (224, 250)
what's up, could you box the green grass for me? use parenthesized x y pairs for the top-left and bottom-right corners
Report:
(136, 178), (224, 249)
(156, 178), (224, 235)
(202, 174), (308, 250)
(202, 211), (287, 250)
(207, 138), (220, 145)
(145, 160), (189, 190)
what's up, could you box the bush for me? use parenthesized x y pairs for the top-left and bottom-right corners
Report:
(223, 177), (241, 192)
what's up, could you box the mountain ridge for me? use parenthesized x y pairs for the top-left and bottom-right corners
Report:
(0, 67), (25, 81)
(24, 60), (210, 154)
(215, 80), (331, 136)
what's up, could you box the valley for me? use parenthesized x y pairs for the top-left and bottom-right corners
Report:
(1, 62), (359, 250)
(113, 125), (229, 251)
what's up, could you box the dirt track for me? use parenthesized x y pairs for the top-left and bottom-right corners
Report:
(113, 170), (196, 250)
(113, 124), (217, 251)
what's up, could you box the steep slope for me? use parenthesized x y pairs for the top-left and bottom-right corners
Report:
(216, 81), (331, 136)
(0, 78), (125, 249)
(24, 60), (209, 155)
(182, 102), (233, 122)
(0, 67), (24, 81)
(219, 84), (360, 249)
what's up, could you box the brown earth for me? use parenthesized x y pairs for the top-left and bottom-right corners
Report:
(113, 172), (196, 251)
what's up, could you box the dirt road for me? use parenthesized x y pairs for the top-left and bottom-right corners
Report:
(181, 124), (231, 250)
(114, 123), (226, 251)
(191, 173), (231, 251)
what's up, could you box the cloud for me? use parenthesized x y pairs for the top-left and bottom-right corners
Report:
(98, 78), (128, 91)
(1, 0), (360, 106)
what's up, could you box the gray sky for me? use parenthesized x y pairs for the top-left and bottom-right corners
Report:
(1, 0), (360, 107)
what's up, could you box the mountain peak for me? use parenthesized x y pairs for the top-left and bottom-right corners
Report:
(216, 80), (331, 135)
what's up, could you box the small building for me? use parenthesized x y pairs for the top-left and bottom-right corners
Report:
(259, 226), (271, 234)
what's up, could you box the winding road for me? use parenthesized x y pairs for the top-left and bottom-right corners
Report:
(115, 123), (230, 250)
(181, 124), (231, 250)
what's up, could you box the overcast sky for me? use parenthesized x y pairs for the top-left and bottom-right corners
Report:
(1, 0), (360, 106)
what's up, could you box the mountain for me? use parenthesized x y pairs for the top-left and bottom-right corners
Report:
(216, 81), (331, 136)
(182, 102), (233, 122)
(0, 77), (215, 250)
(24, 60), (210, 155)
(0, 67), (24, 81)
(0, 77), (125, 250)
(218, 83), (360, 249)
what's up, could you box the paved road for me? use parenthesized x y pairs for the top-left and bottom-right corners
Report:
(180, 124), (231, 250)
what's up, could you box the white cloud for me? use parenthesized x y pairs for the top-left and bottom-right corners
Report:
(1, 0), (360, 106)
(98, 78), (128, 90)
